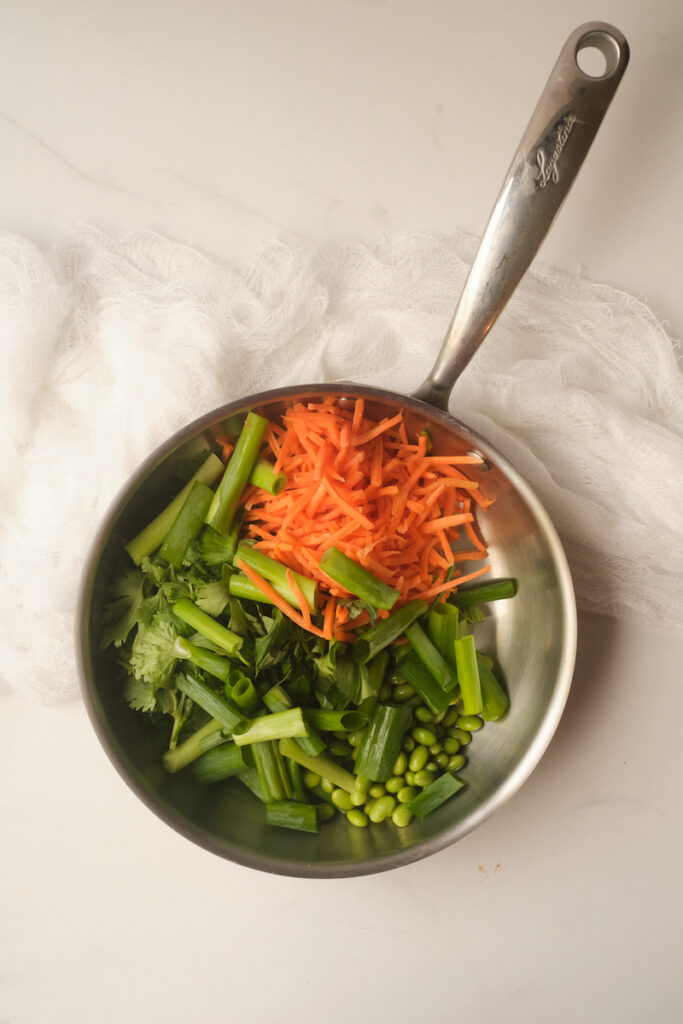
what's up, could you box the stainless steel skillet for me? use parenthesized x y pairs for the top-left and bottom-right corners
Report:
(77, 24), (628, 877)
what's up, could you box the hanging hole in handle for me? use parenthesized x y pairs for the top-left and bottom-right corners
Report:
(576, 30), (622, 78)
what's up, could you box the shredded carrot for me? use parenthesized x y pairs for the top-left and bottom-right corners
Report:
(241, 398), (494, 637)
(285, 569), (312, 630)
(236, 559), (325, 639)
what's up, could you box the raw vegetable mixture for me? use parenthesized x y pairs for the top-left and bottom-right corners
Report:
(100, 398), (515, 833)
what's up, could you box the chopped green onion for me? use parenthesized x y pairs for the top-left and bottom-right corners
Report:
(407, 772), (466, 818)
(162, 718), (225, 774)
(175, 671), (245, 733)
(236, 766), (266, 803)
(229, 674), (261, 716)
(397, 652), (451, 716)
(263, 685), (326, 756)
(453, 635), (483, 715)
(173, 637), (233, 682)
(452, 578), (518, 606)
(354, 704), (413, 783)
(266, 801), (319, 833)
(205, 411), (270, 535)
(252, 741), (292, 803)
(192, 742), (251, 784)
(228, 573), (277, 605)
(232, 708), (309, 747)
(159, 481), (214, 568)
(477, 652), (510, 721)
(279, 738), (356, 794)
(405, 620), (457, 692)
(320, 547), (399, 611)
(427, 605), (460, 672)
(284, 758), (306, 801)
(249, 460), (288, 495)
(305, 709), (369, 732)
(234, 544), (317, 614)
(125, 453), (224, 565)
(172, 598), (243, 657)
(353, 600), (428, 664)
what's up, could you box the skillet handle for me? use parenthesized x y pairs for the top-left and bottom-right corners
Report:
(413, 22), (629, 410)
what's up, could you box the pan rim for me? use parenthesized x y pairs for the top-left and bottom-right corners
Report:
(76, 381), (577, 878)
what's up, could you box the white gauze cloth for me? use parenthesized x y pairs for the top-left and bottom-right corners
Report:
(1, 226), (681, 704)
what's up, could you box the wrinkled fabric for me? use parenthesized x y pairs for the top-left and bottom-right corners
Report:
(1, 226), (681, 702)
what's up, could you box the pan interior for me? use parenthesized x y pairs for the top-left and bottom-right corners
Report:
(79, 385), (575, 877)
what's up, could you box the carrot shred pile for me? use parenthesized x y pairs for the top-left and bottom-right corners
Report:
(241, 397), (493, 639)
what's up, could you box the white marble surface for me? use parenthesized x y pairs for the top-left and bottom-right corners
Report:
(2, 2), (682, 1022)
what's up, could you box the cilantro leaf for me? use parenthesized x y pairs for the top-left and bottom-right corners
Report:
(124, 675), (157, 712)
(195, 579), (230, 617)
(100, 570), (146, 649)
(129, 613), (179, 691)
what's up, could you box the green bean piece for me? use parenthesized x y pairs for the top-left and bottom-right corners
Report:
(354, 704), (413, 782)
(453, 634), (483, 715)
(192, 742), (251, 784)
(369, 784), (386, 799)
(449, 727), (472, 746)
(435, 753), (449, 769)
(176, 671), (245, 733)
(353, 600), (428, 664)
(205, 411), (270, 535)
(397, 653), (450, 715)
(230, 675), (261, 716)
(452, 578), (518, 607)
(227, 573), (277, 606)
(125, 452), (224, 565)
(234, 543), (317, 614)
(392, 751), (408, 776)
(278, 738), (357, 794)
(385, 776), (404, 794)
(173, 598), (243, 657)
(263, 685), (326, 757)
(157, 481), (215, 568)
(320, 777), (335, 795)
(173, 637), (233, 683)
(443, 737), (461, 756)
(407, 772), (466, 818)
(317, 804), (336, 823)
(319, 547), (399, 611)
(305, 709), (368, 733)
(162, 718), (226, 773)
(447, 754), (467, 771)
(476, 652), (510, 721)
(249, 459), (288, 496)
(346, 809), (369, 828)
(405, 621), (458, 692)
(232, 708), (308, 747)
(252, 741), (292, 804)
(265, 801), (319, 833)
